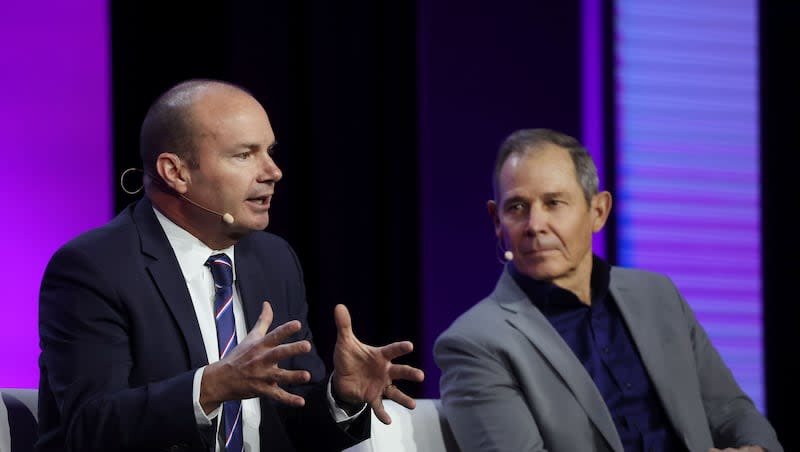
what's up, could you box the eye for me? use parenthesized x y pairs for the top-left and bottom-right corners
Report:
(546, 199), (564, 207)
(235, 151), (252, 160)
(506, 202), (526, 214)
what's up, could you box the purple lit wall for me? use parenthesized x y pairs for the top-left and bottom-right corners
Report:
(615, 1), (763, 410)
(0, 1), (111, 387)
(582, 0), (607, 257)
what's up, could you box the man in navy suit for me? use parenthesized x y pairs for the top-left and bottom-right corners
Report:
(37, 79), (424, 452)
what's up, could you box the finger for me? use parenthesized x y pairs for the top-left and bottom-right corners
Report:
(379, 341), (414, 360)
(248, 301), (274, 338)
(265, 340), (312, 363)
(262, 385), (306, 407)
(263, 319), (303, 347)
(371, 398), (392, 425)
(388, 364), (425, 383)
(270, 368), (312, 386)
(334, 304), (353, 339)
(385, 385), (416, 410)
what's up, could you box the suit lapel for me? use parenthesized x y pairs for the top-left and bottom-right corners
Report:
(235, 242), (263, 330)
(234, 238), (283, 331)
(134, 199), (208, 369)
(495, 270), (624, 452)
(610, 271), (695, 450)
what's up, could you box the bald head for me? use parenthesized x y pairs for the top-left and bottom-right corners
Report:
(139, 79), (253, 179)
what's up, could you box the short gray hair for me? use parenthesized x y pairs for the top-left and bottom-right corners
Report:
(492, 128), (599, 203)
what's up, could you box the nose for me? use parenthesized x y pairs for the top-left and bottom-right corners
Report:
(259, 153), (282, 184)
(525, 205), (548, 235)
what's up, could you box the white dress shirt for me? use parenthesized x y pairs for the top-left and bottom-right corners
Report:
(153, 208), (363, 452)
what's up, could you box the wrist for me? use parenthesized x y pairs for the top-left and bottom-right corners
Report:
(332, 392), (363, 416)
(330, 373), (364, 415)
(199, 362), (224, 413)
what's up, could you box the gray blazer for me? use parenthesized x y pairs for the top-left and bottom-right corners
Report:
(434, 266), (782, 452)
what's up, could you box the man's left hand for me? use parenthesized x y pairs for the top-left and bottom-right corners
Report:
(331, 304), (425, 425)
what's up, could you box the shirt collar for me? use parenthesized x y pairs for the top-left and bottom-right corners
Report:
(153, 207), (237, 283)
(510, 255), (610, 310)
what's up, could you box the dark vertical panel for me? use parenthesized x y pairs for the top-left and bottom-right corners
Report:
(111, 3), (232, 211)
(761, 1), (799, 447)
(602, 0), (618, 265)
(297, 0), (420, 385)
(419, 0), (583, 396)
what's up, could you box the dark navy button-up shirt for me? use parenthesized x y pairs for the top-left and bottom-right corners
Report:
(511, 256), (685, 452)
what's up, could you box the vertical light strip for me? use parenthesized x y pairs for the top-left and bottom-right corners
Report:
(582, 0), (607, 258)
(0, 1), (111, 387)
(615, 1), (762, 410)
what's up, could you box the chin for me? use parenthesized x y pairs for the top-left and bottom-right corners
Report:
(241, 214), (271, 231)
(519, 261), (567, 282)
(227, 220), (270, 241)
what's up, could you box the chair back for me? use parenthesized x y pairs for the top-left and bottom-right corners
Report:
(345, 399), (460, 452)
(0, 388), (38, 452)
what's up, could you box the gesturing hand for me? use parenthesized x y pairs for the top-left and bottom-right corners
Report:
(200, 302), (313, 413)
(331, 304), (425, 425)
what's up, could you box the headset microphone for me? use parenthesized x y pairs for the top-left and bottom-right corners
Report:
(504, 250), (514, 261)
(120, 168), (236, 225)
(179, 194), (236, 225)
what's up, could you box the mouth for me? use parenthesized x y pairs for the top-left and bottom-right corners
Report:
(522, 248), (558, 256)
(246, 195), (272, 209)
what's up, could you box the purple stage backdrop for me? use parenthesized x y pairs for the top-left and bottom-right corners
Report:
(582, 0), (607, 257)
(615, 1), (763, 410)
(0, 1), (111, 387)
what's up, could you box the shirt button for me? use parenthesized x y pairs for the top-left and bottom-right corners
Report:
(602, 347), (609, 353)
(625, 382), (632, 389)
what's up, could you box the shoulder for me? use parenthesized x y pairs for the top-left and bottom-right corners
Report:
(49, 204), (139, 266)
(610, 265), (678, 293)
(609, 266), (690, 322)
(236, 230), (297, 264)
(435, 296), (506, 350)
(238, 229), (293, 254)
(235, 230), (306, 283)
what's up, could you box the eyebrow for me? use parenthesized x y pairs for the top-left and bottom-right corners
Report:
(236, 140), (278, 152)
(502, 195), (529, 208)
(502, 191), (571, 207)
(542, 191), (570, 199)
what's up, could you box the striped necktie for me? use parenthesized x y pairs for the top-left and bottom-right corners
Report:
(206, 253), (244, 452)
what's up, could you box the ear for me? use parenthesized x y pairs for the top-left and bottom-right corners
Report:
(590, 191), (612, 233)
(155, 152), (191, 194)
(487, 200), (502, 240)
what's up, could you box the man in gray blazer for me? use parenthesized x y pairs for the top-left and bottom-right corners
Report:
(434, 129), (782, 452)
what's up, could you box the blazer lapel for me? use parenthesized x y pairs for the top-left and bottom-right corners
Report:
(610, 271), (695, 451)
(133, 199), (208, 369)
(234, 239), (283, 331)
(495, 270), (624, 452)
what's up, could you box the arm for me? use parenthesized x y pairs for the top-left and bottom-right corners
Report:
(672, 285), (782, 452)
(39, 244), (214, 451)
(434, 331), (548, 452)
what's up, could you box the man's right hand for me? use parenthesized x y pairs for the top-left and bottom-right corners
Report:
(200, 302), (313, 413)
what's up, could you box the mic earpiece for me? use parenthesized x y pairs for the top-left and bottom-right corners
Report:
(504, 250), (514, 261)
(222, 213), (235, 225)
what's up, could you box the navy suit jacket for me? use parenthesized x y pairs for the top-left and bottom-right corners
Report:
(37, 198), (368, 452)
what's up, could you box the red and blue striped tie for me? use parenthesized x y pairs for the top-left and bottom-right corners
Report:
(206, 253), (244, 452)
